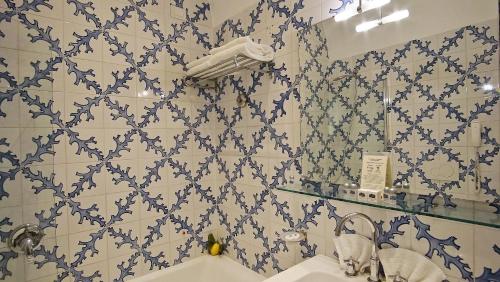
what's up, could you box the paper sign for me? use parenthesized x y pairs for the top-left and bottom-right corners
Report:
(360, 153), (392, 190)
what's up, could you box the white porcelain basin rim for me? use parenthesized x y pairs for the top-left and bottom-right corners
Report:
(263, 255), (367, 282)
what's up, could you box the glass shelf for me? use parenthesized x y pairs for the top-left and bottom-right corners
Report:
(277, 182), (500, 229)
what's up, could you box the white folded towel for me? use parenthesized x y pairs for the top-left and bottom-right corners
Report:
(211, 37), (271, 56)
(186, 41), (274, 76)
(186, 55), (210, 69)
(379, 248), (446, 282)
(209, 36), (252, 55)
(333, 234), (373, 272)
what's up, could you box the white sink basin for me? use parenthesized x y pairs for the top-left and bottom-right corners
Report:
(264, 255), (367, 282)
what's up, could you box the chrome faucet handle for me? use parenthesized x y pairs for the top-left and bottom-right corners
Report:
(368, 255), (381, 282)
(335, 212), (382, 282)
(7, 224), (45, 263)
(343, 257), (360, 276)
(388, 271), (408, 282)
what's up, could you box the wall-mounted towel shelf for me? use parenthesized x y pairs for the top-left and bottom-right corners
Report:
(186, 54), (274, 89)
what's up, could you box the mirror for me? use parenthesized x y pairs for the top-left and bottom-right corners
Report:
(299, 27), (387, 186)
(297, 0), (499, 205)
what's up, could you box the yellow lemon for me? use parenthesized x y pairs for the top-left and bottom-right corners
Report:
(210, 243), (221, 256)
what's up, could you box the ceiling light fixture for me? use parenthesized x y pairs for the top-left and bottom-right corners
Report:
(335, 0), (391, 22)
(381, 9), (409, 24)
(335, 9), (358, 22)
(355, 20), (380, 32)
(355, 9), (409, 32)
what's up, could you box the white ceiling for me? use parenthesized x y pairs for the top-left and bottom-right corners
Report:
(211, 0), (260, 26)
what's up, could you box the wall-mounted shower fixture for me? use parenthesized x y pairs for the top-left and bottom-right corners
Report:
(7, 224), (45, 263)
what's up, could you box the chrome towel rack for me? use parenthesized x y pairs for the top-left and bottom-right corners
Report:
(186, 54), (274, 89)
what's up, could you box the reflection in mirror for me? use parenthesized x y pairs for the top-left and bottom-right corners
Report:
(299, 37), (387, 185)
(297, 0), (499, 210)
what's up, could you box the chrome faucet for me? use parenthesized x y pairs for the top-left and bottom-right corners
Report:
(7, 224), (45, 263)
(335, 212), (381, 282)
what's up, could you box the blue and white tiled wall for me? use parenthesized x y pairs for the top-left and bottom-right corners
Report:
(299, 23), (386, 185)
(0, 0), (498, 282)
(214, 0), (499, 281)
(299, 18), (500, 204)
(0, 0), (219, 281)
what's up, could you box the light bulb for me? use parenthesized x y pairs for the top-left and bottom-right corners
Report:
(355, 20), (381, 32)
(381, 9), (409, 24)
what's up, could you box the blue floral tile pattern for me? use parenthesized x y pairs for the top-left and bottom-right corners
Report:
(1, 0), (215, 280)
(298, 19), (500, 211)
(299, 24), (386, 185)
(0, 0), (498, 281)
(214, 0), (499, 281)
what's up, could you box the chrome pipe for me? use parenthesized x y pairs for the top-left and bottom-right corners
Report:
(200, 58), (258, 80)
(201, 57), (251, 77)
(382, 79), (390, 151)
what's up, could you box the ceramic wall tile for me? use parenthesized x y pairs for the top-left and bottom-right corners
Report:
(0, 1), (499, 282)
(213, 1), (499, 281)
